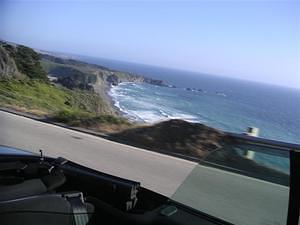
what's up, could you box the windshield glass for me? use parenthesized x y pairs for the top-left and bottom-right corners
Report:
(1, 1), (299, 225)
(172, 140), (290, 225)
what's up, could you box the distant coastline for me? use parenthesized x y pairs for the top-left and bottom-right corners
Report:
(0, 41), (293, 185)
(102, 63), (300, 145)
(40, 48), (300, 145)
(1, 40), (299, 145)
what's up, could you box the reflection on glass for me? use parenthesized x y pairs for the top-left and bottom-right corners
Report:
(172, 141), (290, 225)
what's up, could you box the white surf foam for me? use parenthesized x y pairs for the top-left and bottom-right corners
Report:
(109, 83), (203, 124)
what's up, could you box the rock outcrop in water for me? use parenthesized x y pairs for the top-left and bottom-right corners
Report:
(143, 77), (168, 87)
(106, 74), (119, 86)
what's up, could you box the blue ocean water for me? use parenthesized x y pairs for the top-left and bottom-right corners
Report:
(80, 56), (300, 145)
(74, 55), (300, 173)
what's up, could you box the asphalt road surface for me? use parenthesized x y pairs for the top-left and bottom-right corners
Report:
(0, 110), (196, 196)
(0, 110), (289, 225)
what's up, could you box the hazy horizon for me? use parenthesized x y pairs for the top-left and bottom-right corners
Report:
(1, 0), (299, 89)
(42, 46), (300, 91)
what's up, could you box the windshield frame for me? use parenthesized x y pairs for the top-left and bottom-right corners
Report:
(172, 133), (300, 225)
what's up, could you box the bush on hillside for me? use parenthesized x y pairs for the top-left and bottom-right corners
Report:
(3, 44), (48, 81)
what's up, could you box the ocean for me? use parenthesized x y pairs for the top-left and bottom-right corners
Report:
(80, 55), (300, 146)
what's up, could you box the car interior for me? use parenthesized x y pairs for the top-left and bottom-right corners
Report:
(0, 154), (231, 225)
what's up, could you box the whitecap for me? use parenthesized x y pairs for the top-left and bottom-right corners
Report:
(109, 82), (205, 124)
(167, 113), (200, 123)
(158, 109), (170, 118)
(126, 110), (166, 123)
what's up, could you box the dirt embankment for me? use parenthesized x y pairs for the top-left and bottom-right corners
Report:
(112, 119), (289, 185)
(112, 119), (226, 158)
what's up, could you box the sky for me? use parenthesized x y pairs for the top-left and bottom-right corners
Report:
(1, 0), (299, 89)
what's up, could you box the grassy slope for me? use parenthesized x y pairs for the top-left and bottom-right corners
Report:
(0, 79), (131, 131)
(3, 44), (48, 81)
(0, 79), (100, 114)
(0, 80), (67, 114)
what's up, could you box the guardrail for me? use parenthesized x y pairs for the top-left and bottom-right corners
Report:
(227, 131), (300, 151)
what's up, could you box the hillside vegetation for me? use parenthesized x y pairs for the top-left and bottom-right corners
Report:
(40, 53), (167, 92)
(1, 43), (48, 81)
(0, 42), (130, 130)
(112, 119), (288, 185)
(0, 79), (111, 114)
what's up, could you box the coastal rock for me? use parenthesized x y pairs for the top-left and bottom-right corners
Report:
(143, 77), (168, 87)
(106, 74), (119, 86)
(0, 45), (22, 79)
(1, 43), (48, 81)
(57, 76), (94, 91)
(40, 52), (168, 91)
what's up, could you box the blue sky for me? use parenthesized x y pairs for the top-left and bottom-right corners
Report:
(1, 0), (299, 88)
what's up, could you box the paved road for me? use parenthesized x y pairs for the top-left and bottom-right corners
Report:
(0, 110), (196, 196)
(0, 110), (289, 225)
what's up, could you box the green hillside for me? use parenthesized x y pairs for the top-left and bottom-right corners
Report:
(0, 42), (131, 130)
(0, 79), (112, 115)
(2, 43), (48, 81)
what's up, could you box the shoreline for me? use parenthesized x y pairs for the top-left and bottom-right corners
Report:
(105, 81), (203, 125)
(105, 83), (128, 118)
(104, 84), (120, 114)
(105, 82), (148, 125)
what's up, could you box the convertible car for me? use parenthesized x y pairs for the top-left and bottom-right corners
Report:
(0, 137), (299, 225)
(0, 145), (232, 225)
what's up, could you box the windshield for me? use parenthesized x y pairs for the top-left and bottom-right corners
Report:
(172, 139), (290, 225)
(1, 1), (299, 225)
